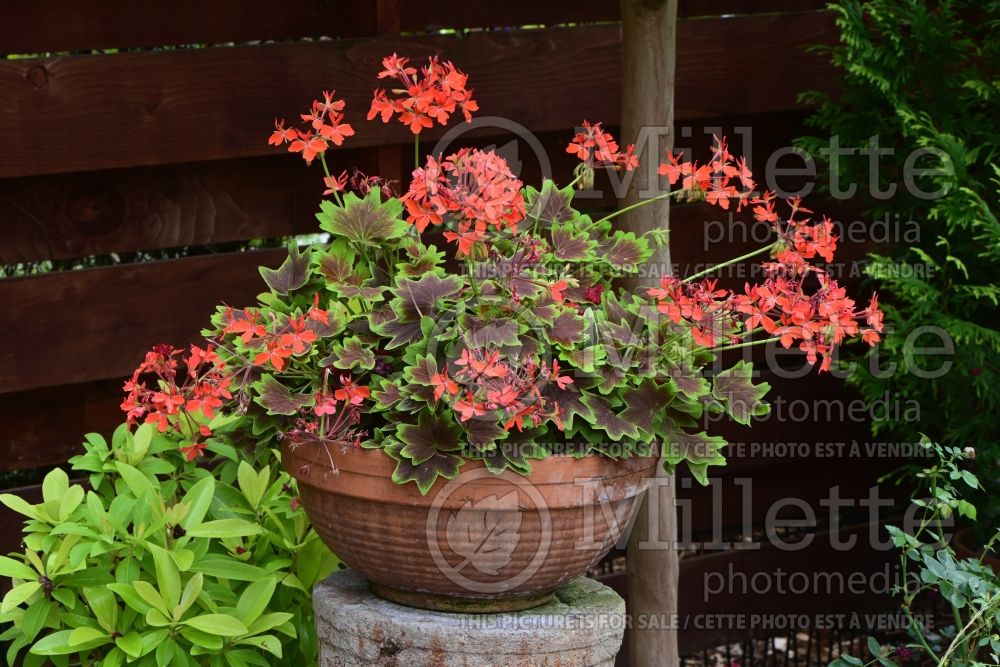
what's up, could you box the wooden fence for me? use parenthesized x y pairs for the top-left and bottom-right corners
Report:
(1, 0), (901, 656)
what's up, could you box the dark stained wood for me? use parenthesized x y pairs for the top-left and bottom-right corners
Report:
(678, 0), (829, 18)
(0, 1), (322, 55)
(0, 12), (837, 178)
(0, 150), (382, 264)
(601, 522), (899, 659)
(396, 0), (618, 31)
(0, 249), (286, 394)
(0, 379), (123, 471)
(0, 156), (311, 264)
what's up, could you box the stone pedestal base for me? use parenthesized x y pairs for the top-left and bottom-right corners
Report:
(314, 570), (625, 667)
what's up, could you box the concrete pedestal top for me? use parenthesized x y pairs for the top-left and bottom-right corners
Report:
(314, 570), (626, 667)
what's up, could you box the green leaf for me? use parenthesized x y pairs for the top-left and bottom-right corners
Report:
(115, 631), (142, 659)
(20, 599), (50, 643)
(321, 335), (376, 371)
(711, 361), (771, 426)
(42, 468), (69, 503)
(867, 636), (882, 657)
(0, 494), (40, 520)
(116, 462), (156, 500)
(2, 581), (40, 613)
(259, 244), (310, 295)
(180, 626), (224, 650)
(178, 573), (204, 618)
(69, 626), (109, 647)
(83, 586), (118, 632)
(58, 484), (85, 521)
(108, 583), (148, 614)
(30, 630), (76, 656)
(317, 189), (408, 247)
(388, 445), (464, 495)
(132, 580), (169, 617)
(580, 394), (640, 440)
(186, 519), (264, 539)
(247, 612), (295, 636)
(146, 544), (181, 612)
(0, 555), (37, 580)
(189, 556), (268, 581)
(620, 380), (675, 436)
(236, 634), (283, 658)
(252, 374), (313, 416)
(237, 462), (266, 509)
(179, 475), (216, 530)
(662, 428), (728, 485)
(139, 628), (170, 657)
(397, 411), (463, 464)
(235, 577), (276, 626)
(183, 613), (249, 637)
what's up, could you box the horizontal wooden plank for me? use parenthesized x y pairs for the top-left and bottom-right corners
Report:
(396, 1), (618, 31)
(397, 0), (831, 30)
(0, 379), (122, 471)
(0, 195), (870, 395)
(0, 249), (286, 394)
(0, 150), (384, 265)
(0, 12), (837, 178)
(0, 1), (323, 55)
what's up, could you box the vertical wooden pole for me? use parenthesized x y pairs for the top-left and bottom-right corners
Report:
(620, 0), (679, 666)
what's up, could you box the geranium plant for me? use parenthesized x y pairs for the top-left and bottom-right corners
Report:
(192, 53), (876, 493)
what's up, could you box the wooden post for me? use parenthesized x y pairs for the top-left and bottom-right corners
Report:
(620, 0), (679, 666)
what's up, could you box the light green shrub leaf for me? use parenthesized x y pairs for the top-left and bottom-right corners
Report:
(183, 613), (248, 637)
(237, 634), (283, 658)
(236, 577), (276, 625)
(69, 626), (108, 647)
(132, 581), (168, 616)
(186, 519), (263, 539)
(115, 631), (142, 659)
(178, 476), (215, 530)
(146, 544), (181, 611)
(42, 468), (69, 503)
(0, 555), (37, 580)
(2, 581), (41, 613)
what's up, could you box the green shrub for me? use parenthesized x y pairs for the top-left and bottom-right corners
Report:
(0, 422), (338, 666)
(797, 0), (1000, 534)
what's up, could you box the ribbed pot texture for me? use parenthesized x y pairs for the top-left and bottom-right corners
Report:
(283, 442), (657, 612)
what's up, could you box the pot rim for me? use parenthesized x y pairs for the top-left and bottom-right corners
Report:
(282, 440), (660, 505)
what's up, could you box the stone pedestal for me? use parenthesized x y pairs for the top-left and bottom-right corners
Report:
(314, 570), (626, 667)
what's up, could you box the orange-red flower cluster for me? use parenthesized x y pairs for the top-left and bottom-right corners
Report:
(433, 349), (573, 432)
(121, 344), (232, 460)
(368, 54), (478, 134)
(566, 121), (638, 171)
(658, 136), (755, 210)
(289, 374), (369, 447)
(403, 148), (526, 255)
(645, 136), (883, 370)
(269, 90), (354, 166)
(221, 298), (330, 372)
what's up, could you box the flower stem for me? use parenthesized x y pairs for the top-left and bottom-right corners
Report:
(414, 135), (420, 170)
(682, 241), (778, 284)
(710, 337), (776, 353)
(591, 190), (682, 227)
(318, 153), (344, 206)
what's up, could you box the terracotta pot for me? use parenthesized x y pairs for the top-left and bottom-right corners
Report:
(283, 442), (657, 612)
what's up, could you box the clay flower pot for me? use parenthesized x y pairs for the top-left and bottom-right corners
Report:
(283, 442), (657, 612)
